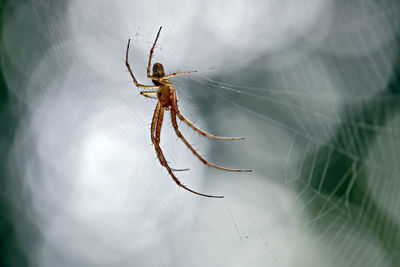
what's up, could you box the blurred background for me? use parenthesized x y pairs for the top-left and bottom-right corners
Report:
(1, 0), (400, 266)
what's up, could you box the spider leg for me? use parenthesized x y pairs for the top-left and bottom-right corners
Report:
(140, 91), (158, 99)
(150, 102), (189, 171)
(147, 26), (162, 79)
(126, 39), (159, 89)
(155, 142), (224, 198)
(176, 112), (244, 140)
(171, 109), (252, 173)
(151, 102), (171, 168)
(161, 71), (197, 80)
(151, 103), (222, 198)
(144, 27), (195, 82)
(153, 102), (189, 171)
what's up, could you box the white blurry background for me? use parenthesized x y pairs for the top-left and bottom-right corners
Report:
(2, 0), (400, 266)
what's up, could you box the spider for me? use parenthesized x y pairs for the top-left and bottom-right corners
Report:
(125, 26), (251, 198)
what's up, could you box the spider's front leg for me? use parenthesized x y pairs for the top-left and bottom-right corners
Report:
(161, 71), (197, 80)
(150, 102), (223, 198)
(170, 106), (252, 172)
(176, 112), (244, 140)
(150, 102), (189, 172)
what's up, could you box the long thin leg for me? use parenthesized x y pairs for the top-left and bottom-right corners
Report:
(161, 71), (197, 80)
(151, 102), (188, 172)
(151, 103), (222, 198)
(126, 39), (158, 89)
(154, 103), (164, 143)
(151, 102), (174, 168)
(171, 109), (252, 172)
(176, 112), (244, 140)
(147, 26), (162, 79)
(155, 141), (224, 198)
(140, 91), (158, 99)
(145, 27), (196, 82)
(151, 102), (162, 161)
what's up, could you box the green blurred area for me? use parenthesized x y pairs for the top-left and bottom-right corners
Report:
(0, 0), (28, 266)
(299, 40), (400, 265)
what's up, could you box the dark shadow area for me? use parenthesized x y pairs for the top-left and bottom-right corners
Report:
(298, 39), (400, 265)
(0, 1), (68, 266)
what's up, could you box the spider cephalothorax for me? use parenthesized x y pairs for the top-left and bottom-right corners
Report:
(157, 85), (175, 110)
(125, 26), (251, 198)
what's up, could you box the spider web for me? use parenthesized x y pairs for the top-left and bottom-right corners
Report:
(180, 53), (400, 266)
(2, 0), (400, 267)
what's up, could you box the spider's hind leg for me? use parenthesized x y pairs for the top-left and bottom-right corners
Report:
(147, 26), (162, 79)
(125, 39), (159, 89)
(176, 112), (244, 140)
